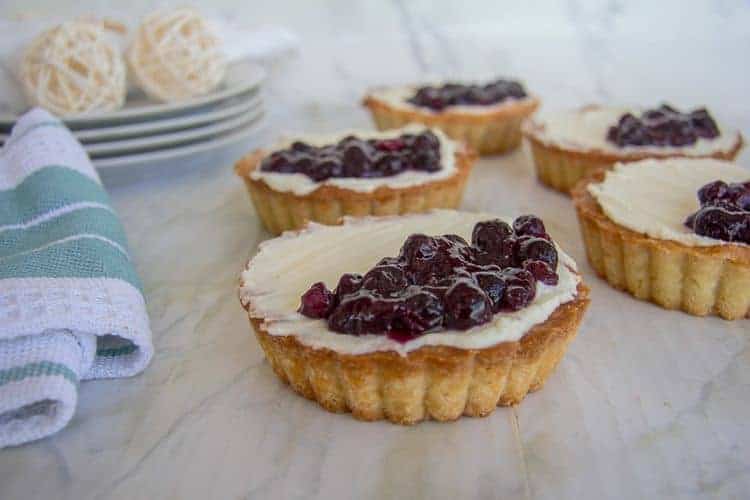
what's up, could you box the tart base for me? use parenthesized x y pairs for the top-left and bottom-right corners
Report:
(525, 131), (744, 195)
(573, 172), (750, 319)
(235, 148), (475, 235)
(248, 283), (589, 424)
(363, 95), (539, 155)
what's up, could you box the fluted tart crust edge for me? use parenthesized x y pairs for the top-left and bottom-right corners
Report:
(523, 119), (744, 195)
(363, 94), (540, 155)
(235, 146), (476, 235)
(572, 170), (750, 319)
(244, 282), (589, 424)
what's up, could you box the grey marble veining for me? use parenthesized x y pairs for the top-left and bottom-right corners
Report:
(1, 1), (749, 499)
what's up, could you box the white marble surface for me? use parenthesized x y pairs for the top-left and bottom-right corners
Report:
(1, 1), (750, 499)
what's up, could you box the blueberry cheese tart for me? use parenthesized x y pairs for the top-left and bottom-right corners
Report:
(363, 79), (539, 155)
(524, 105), (744, 193)
(239, 210), (590, 424)
(235, 126), (475, 234)
(573, 158), (749, 319)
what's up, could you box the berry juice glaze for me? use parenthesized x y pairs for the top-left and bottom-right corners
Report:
(606, 104), (720, 148)
(685, 180), (750, 244)
(407, 79), (528, 111)
(260, 131), (443, 182)
(299, 216), (562, 342)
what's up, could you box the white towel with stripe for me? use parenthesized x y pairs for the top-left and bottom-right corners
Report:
(0, 109), (152, 448)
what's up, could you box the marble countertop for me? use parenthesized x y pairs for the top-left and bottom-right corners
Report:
(1, 1), (749, 499)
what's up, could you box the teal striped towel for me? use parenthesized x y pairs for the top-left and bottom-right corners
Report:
(0, 109), (152, 448)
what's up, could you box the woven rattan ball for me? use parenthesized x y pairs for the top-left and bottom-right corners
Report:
(20, 20), (127, 116)
(127, 8), (226, 102)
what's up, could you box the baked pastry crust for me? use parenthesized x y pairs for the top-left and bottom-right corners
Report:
(363, 93), (540, 155)
(523, 112), (745, 195)
(572, 169), (750, 319)
(242, 282), (589, 424)
(235, 146), (476, 234)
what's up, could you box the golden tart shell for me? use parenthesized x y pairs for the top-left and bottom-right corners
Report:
(523, 111), (744, 195)
(363, 93), (539, 155)
(235, 146), (476, 235)
(242, 281), (589, 424)
(572, 169), (750, 319)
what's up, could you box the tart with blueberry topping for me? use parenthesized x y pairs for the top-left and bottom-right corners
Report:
(523, 105), (744, 193)
(363, 79), (539, 155)
(573, 158), (750, 319)
(235, 126), (475, 234)
(239, 210), (589, 424)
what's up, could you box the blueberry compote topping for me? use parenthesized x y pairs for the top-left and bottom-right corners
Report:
(606, 104), (720, 148)
(259, 131), (443, 182)
(684, 180), (750, 244)
(298, 216), (560, 342)
(407, 79), (527, 111)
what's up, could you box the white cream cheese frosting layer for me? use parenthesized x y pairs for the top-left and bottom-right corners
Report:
(249, 125), (458, 196)
(588, 158), (750, 247)
(367, 84), (535, 115)
(240, 210), (580, 356)
(528, 106), (741, 156)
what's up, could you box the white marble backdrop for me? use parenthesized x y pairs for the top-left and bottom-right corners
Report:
(1, 1), (749, 499)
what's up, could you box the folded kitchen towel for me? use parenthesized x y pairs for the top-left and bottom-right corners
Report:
(0, 108), (152, 448)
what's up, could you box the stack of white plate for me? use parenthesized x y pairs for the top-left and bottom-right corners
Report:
(0, 61), (266, 170)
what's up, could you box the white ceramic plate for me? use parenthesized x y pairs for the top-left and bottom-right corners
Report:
(86, 101), (264, 157)
(93, 112), (266, 169)
(0, 91), (263, 144)
(0, 61), (266, 129)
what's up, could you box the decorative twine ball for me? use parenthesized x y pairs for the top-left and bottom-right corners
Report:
(127, 8), (227, 102)
(20, 20), (127, 116)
